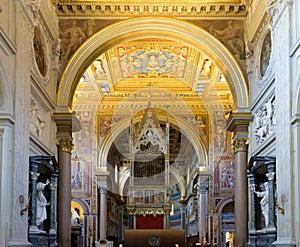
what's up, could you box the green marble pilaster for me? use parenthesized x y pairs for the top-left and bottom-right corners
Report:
(248, 172), (256, 232)
(29, 163), (40, 233)
(49, 174), (58, 234)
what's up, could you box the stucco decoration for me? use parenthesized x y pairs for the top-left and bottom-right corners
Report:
(30, 97), (46, 138)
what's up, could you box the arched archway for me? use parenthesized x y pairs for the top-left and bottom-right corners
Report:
(72, 197), (91, 215)
(57, 17), (249, 111)
(98, 115), (207, 169)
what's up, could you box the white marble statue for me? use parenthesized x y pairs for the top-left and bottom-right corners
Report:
(253, 182), (269, 228)
(36, 179), (50, 226)
(71, 208), (80, 225)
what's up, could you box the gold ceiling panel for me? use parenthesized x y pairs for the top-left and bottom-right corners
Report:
(72, 25), (234, 119)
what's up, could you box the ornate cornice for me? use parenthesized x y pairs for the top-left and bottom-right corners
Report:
(56, 1), (249, 17)
(126, 204), (170, 216)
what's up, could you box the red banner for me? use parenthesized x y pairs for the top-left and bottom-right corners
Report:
(136, 214), (164, 229)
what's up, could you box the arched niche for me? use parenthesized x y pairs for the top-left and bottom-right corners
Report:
(57, 17), (249, 111)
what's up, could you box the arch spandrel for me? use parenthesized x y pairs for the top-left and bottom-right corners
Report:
(57, 17), (249, 110)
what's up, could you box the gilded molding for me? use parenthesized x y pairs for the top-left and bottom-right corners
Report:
(56, 1), (249, 17)
(233, 138), (249, 153)
(56, 137), (74, 153)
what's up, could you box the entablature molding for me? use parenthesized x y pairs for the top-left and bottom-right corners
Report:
(56, 1), (250, 17)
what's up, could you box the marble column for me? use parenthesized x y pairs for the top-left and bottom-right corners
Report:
(267, 171), (276, 230)
(165, 156), (170, 185)
(49, 174), (58, 234)
(99, 185), (108, 241)
(198, 186), (207, 245)
(56, 137), (73, 247)
(164, 211), (171, 229)
(53, 111), (79, 247)
(226, 112), (252, 247)
(233, 138), (249, 247)
(29, 163), (40, 233)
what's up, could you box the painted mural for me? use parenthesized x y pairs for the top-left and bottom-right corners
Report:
(58, 19), (245, 74)
(72, 111), (95, 198)
(214, 157), (235, 194)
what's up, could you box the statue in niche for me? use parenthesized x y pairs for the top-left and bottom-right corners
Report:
(71, 208), (80, 225)
(253, 182), (269, 229)
(36, 179), (50, 228)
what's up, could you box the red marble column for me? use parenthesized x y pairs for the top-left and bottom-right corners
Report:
(53, 112), (79, 247)
(226, 112), (252, 247)
(56, 138), (73, 247)
(233, 138), (248, 247)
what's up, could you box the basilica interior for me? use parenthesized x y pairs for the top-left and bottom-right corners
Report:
(1, 0), (300, 247)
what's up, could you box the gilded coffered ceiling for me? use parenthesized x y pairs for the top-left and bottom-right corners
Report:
(73, 38), (233, 116)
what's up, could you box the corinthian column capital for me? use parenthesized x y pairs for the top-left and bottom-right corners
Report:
(98, 185), (108, 194)
(56, 138), (74, 153)
(233, 138), (249, 153)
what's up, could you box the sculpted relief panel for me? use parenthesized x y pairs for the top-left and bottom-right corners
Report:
(253, 94), (275, 145)
(30, 97), (46, 139)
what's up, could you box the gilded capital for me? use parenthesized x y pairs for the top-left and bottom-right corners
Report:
(56, 138), (74, 153)
(233, 138), (249, 153)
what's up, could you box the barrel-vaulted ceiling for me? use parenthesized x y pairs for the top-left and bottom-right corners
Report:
(73, 38), (233, 116)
